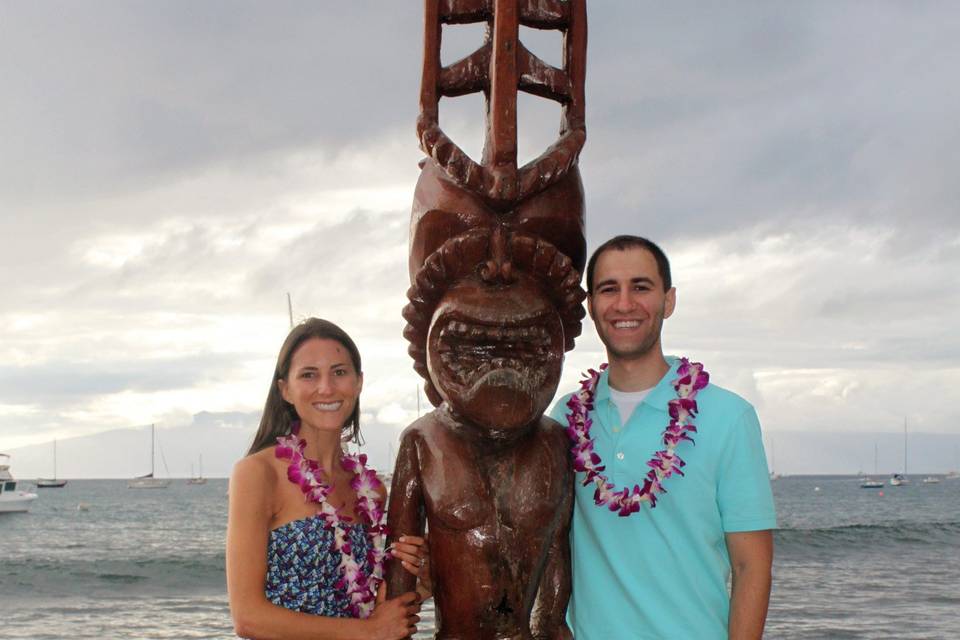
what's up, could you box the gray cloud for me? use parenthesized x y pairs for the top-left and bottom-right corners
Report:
(581, 3), (960, 245)
(0, 2), (423, 204)
(0, 352), (252, 405)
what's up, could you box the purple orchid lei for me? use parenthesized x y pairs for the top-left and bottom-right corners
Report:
(565, 358), (710, 516)
(275, 421), (389, 618)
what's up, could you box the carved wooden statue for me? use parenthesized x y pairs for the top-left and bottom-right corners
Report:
(387, 2), (588, 638)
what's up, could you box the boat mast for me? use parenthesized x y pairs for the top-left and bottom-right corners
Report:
(771, 434), (775, 475)
(904, 417), (908, 477)
(151, 423), (156, 477)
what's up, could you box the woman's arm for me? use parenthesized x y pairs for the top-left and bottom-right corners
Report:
(226, 455), (420, 640)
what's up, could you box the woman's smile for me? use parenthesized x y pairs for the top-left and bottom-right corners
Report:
(313, 401), (344, 411)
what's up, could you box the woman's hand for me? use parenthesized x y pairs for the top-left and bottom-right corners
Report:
(390, 535), (432, 600)
(367, 589), (420, 640)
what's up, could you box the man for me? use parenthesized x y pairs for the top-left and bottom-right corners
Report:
(550, 235), (776, 639)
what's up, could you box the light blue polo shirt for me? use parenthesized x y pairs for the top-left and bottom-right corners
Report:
(549, 356), (776, 639)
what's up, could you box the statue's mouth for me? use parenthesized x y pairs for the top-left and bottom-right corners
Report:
(435, 316), (554, 389)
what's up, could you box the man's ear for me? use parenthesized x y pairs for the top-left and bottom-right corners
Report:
(587, 294), (595, 320)
(664, 287), (677, 319)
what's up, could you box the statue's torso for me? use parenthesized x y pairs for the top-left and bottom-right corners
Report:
(414, 415), (571, 638)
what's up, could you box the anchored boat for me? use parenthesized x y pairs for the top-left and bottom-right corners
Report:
(128, 424), (170, 489)
(0, 453), (39, 512)
(36, 439), (67, 488)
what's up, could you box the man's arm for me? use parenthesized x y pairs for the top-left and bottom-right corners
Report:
(725, 529), (773, 640)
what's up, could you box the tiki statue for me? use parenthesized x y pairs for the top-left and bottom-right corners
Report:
(387, 2), (588, 638)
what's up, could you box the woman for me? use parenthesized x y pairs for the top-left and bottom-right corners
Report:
(228, 318), (428, 639)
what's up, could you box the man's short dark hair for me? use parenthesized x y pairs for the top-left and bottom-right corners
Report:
(585, 235), (672, 294)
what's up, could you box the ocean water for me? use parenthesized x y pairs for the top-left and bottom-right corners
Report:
(1, 476), (958, 639)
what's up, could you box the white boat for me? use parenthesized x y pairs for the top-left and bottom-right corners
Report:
(187, 454), (207, 485)
(890, 418), (910, 486)
(922, 476), (941, 484)
(128, 424), (170, 489)
(0, 453), (39, 512)
(36, 439), (67, 488)
(946, 470), (960, 481)
(860, 444), (883, 488)
(890, 473), (909, 486)
(128, 474), (169, 489)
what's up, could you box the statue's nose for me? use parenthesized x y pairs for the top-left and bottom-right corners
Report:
(479, 225), (516, 285)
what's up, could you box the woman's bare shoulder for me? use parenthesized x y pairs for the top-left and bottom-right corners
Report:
(231, 447), (280, 491)
(375, 478), (388, 503)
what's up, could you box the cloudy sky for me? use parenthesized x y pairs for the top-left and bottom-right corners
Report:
(2, 2), (958, 476)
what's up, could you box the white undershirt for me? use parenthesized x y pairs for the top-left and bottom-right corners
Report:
(608, 386), (654, 426)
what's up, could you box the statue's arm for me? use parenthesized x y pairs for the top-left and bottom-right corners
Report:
(385, 429), (426, 599)
(530, 464), (573, 639)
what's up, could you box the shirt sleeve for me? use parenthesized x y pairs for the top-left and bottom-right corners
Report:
(716, 406), (777, 532)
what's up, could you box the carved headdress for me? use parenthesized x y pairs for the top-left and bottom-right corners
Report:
(403, 0), (588, 408)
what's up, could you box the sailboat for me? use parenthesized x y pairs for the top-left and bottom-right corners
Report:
(187, 455), (207, 485)
(128, 424), (170, 489)
(36, 439), (68, 488)
(890, 418), (910, 486)
(860, 442), (884, 488)
(946, 446), (959, 480)
(768, 433), (781, 480)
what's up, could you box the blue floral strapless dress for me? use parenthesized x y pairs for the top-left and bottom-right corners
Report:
(265, 517), (373, 616)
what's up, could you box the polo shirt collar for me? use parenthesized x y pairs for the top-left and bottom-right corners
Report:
(596, 355), (682, 415)
(595, 367), (612, 403)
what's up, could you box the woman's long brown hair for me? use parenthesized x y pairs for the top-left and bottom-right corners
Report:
(246, 318), (363, 455)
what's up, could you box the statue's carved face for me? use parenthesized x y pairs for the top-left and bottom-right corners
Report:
(426, 275), (564, 431)
(403, 158), (586, 412)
